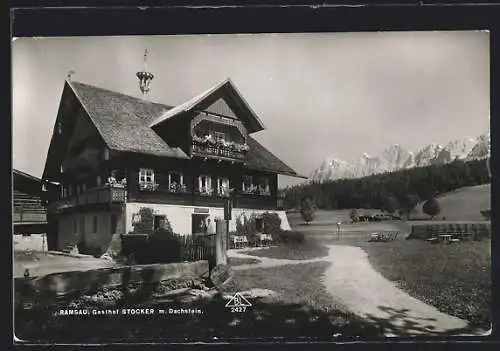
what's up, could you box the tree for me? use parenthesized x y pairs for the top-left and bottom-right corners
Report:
(300, 198), (315, 224)
(400, 193), (420, 219)
(383, 196), (400, 214)
(422, 197), (441, 219)
(349, 209), (359, 223)
(480, 209), (491, 221)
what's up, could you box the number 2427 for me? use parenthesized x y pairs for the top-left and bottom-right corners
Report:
(231, 306), (247, 313)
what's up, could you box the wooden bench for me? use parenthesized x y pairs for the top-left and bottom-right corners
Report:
(257, 233), (273, 247)
(369, 231), (399, 242)
(231, 235), (248, 249)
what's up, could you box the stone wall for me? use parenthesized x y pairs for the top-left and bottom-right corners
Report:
(15, 260), (209, 298)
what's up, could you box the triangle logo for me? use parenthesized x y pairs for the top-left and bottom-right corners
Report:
(225, 292), (252, 308)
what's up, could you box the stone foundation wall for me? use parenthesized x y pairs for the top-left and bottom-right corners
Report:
(15, 260), (209, 298)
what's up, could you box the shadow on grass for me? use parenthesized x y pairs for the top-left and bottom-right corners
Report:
(14, 295), (384, 343)
(363, 305), (485, 337)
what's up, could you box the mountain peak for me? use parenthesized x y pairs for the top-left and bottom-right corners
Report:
(311, 133), (489, 182)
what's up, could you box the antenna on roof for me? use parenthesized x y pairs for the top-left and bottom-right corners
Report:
(136, 48), (154, 99)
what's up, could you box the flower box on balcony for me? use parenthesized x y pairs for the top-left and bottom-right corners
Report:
(259, 189), (271, 196)
(139, 182), (159, 192)
(168, 184), (190, 194)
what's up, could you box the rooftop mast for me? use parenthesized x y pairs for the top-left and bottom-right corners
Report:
(136, 48), (154, 99)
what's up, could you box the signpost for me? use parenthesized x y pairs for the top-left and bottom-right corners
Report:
(210, 264), (234, 289)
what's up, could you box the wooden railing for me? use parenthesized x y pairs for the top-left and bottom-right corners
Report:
(192, 142), (246, 161)
(13, 209), (47, 223)
(48, 186), (127, 212)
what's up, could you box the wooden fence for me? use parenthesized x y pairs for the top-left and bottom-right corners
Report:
(409, 222), (491, 240)
(121, 233), (215, 264)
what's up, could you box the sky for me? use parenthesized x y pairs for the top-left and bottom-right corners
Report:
(12, 31), (490, 188)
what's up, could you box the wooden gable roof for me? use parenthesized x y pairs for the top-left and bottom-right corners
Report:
(148, 78), (265, 133)
(43, 80), (304, 180)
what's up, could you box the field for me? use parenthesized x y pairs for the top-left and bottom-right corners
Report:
(412, 184), (491, 221)
(284, 209), (491, 328)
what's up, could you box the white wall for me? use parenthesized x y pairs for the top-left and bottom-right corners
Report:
(56, 209), (125, 253)
(126, 202), (291, 235)
(13, 234), (48, 252)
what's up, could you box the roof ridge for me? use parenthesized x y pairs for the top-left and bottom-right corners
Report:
(69, 80), (173, 108)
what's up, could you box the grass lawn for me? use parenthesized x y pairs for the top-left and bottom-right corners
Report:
(319, 234), (491, 328)
(240, 239), (329, 261)
(15, 262), (382, 342)
(227, 257), (260, 266)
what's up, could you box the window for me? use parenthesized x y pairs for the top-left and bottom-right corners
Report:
(139, 168), (155, 184)
(154, 215), (166, 231)
(168, 172), (185, 192)
(92, 215), (98, 233)
(103, 148), (110, 160)
(258, 177), (270, 195)
(242, 175), (255, 193)
(73, 218), (78, 234)
(139, 168), (157, 191)
(198, 175), (212, 195)
(111, 214), (117, 234)
(217, 177), (230, 196)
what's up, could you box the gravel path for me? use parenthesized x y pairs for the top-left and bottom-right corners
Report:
(228, 245), (486, 337)
(227, 247), (324, 271)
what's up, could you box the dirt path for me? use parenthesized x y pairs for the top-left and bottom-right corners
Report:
(228, 246), (484, 336)
(321, 245), (480, 336)
(228, 247), (324, 271)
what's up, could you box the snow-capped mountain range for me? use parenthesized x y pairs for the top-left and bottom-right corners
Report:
(311, 133), (490, 182)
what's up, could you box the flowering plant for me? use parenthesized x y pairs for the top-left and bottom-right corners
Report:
(139, 182), (159, 192)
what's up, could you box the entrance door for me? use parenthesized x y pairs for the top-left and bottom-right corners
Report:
(46, 214), (58, 250)
(192, 214), (209, 236)
(78, 216), (86, 250)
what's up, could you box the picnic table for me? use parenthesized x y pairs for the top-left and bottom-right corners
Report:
(369, 232), (398, 242)
(438, 234), (452, 244)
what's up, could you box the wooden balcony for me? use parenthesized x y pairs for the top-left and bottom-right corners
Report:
(191, 142), (246, 162)
(129, 187), (277, 210)
(13, 210), (47, 224)
(47, 186), (127, 213)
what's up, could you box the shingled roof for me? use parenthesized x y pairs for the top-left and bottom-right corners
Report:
(66, 80), (304, 178)
(70, 81), (188, 159)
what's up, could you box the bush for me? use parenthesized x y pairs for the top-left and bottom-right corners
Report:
(423, 197), (441, 219)
(132, 207), (155, 235)
(147, 229), (184, 263)
(300, 198), (315, 223)
(350, 209), (359, 223)
(480, 209), (491, 220)
(262, 212), (282, 235)
(272, 230), (305, 245)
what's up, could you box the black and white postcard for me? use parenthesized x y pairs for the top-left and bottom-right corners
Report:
(12, 31), (491, 343)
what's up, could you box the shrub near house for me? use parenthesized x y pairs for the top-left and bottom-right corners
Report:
(121, 209), (203, 264)
(234, 211), (305, 246)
